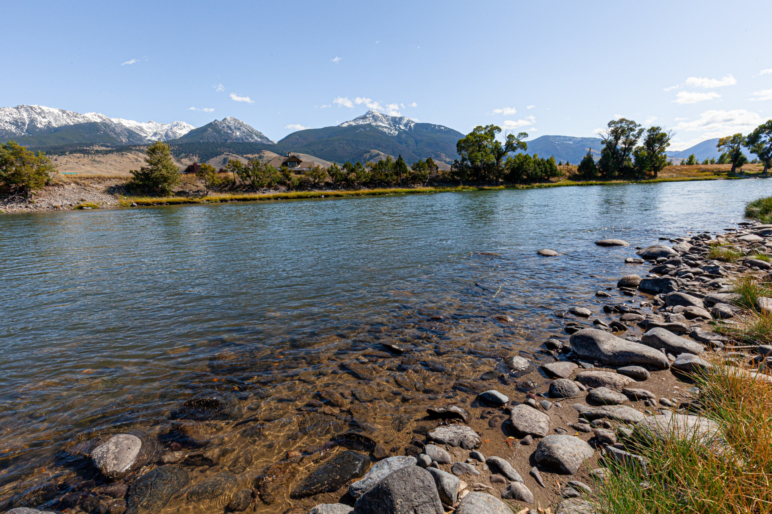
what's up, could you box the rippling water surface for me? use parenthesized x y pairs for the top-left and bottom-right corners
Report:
(1, 180), (770, 508)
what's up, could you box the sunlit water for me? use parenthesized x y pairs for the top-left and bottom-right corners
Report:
(1, 179), (769, 508)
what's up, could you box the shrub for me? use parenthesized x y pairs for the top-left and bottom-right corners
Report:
(0, 140), (57, 194)
(746, 196), (772, 224)
(707, 243), (743, 263)
(195, 163), (219, 190)
(127, 141), (181, 196)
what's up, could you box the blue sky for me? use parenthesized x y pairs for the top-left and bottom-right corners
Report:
(2, 0), (771, 150)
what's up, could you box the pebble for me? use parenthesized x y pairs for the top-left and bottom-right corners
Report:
(479, 390), (509, 405)
(452, 462), (480, 476)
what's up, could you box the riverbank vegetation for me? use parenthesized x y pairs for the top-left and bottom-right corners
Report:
(0, 140), (57, 194)
(746, 196), (772, 223)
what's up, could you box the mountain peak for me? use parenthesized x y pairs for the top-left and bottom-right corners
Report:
(177, 117), (274, 144)
(340, 110), (416, 136)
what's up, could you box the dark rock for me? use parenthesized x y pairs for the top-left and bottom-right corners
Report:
(641, 328), (704, 356)
(569, 329), (670, 369)
(186, 471), (239, 505)
(255, 461), (300, 504)
(502, 482), (533, 503)
(126, 467), (189, 514)
(479, 390), (509, 405)
(352, 466), (443, 514)
(621, 388), (656, 401)
(170, 391), (236, 421)
(227, 489), (252, 512)
(638, 277), (680, 295)
(618, 275), (642, 288)
(427, 468), (460, 505)
(595, 239), (629, 247)
(291, 451), (370, 498)
(637, 245), (677, 260)
(426, 405), (469, 423)
(349, 456), (416, 498)
(616, 366), (649, 381)
(451, 461), (480, 476)
(711, 303), (736, 319)
(570, 307), (592, 318)
(672, 354), (712, 374)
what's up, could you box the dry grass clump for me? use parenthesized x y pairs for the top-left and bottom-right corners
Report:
(707, 242), (743, 263)
(596, 361), (772, 513)
(746, 196), (772, 224)
(732, 274), (772, 311)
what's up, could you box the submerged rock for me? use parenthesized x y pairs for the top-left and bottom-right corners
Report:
(569, 329), (670, 369)
(170, 391), (236, 421)
(426, 405), (469, 423)
(126, 467), (189, 514)
(595, 239), (629, 247)
(292, 451), (370, 498)
(91, 434), (144, 479)
(255, 461), (300, 504)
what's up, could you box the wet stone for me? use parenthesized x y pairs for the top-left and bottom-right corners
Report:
(479, 390), (509, 405)
(427, 405), (469, 423)
(126, 467), (189, 514)
(226, 489), (252, 512)
(170, 391), (236, 421)
(292, 451), (370, 499)
(186, 471), (239, 506)
(91, 434), (143, 480)
(254, 461), (300, 504)
(428, 425), (480, 449)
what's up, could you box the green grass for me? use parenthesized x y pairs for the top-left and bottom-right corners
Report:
(746, 196), (772, 223)
(732, 274), (772, 311)
(74, 202), (100, 209)
(707, 243), (743, 263)
(717, 312), (772, 347)
(596, 361), (772, 514)
(751, 253), (772, 262)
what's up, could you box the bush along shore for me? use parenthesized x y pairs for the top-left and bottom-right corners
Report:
(4, 225), (772, 514)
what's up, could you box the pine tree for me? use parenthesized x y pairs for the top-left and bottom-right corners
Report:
(577, 150), (597, 179)
(128, 141), (181, 196)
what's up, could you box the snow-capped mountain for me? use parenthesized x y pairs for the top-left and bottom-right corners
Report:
(176, 117), (274, 144)
(0, 105), (194, 143)
(339, 110), (417, 136)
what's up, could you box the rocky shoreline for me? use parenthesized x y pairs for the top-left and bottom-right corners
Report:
(3, 221), (771, 514)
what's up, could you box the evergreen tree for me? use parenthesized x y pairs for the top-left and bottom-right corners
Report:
(128, 141), (180, 196)
(577, 150), (597, 179)
(0, 141), (57, 194)
(395, 155), (409, 184)
(685, 154), (698, 165)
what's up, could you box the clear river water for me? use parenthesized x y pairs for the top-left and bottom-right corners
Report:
(1, 179), (770, 509)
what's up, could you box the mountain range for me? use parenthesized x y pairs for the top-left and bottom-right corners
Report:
(0, 104), (737, 165)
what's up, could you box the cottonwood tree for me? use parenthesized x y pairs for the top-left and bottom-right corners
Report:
(633, 126), (672, 178)
(453, 125), (527, 182)
(0, 141), (57, 194)
(718, 134), (748, 173)
(128, 141), (180, 196)
(597, 118), (644, 179)
(745, 121), (772, 173)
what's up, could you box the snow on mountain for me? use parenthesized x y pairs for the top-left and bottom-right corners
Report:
(339, 110), (417, 136)
(178, 117), (274, 143)
(0, 105), (194, 142)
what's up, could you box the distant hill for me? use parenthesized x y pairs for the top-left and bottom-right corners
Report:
(519, 135), (604, 164)
(174, 117), (274, 144)
(0, 105), (193, 147)
(667, 138), (752, 161)
(274, 110), (463, 164)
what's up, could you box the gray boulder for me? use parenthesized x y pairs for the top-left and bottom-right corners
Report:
(427, 468), (460, 505)
(639, 277), (680, 295)
(617, 275), (642, 288)
(542, 361), (578, 379)
(92, 434), (144, 479)
(424, 444), (451, 464)
(576, 371), (634, 390)
(672, 354), (712, 374)
(570, 307), (592, 317)
(596, 239), (629, 247)
(350, 456), (416, 498)
(534, 435), (595, 474)
(428, 425), (480, 449)
(509, 404), (550, 437)
(502, 481), (534, 503)
(712, 303), (736, 319)
(555, 498), (599, 514)
(538, 249), (559, 256)
(309, 505), (354, 514)
(704, 292), (739, 307)
(550, 378), (582, 398)
(587, 387), (628, 405)
(580, 405), (646, 424)
(570, 329), (670, 369)
(641, 328), (704, 356)
(455, 492), (513, 514)
(634, 414), (727, 455)
(665, 292), (704, 309)
(637, 245), (677, 259)
(683, 306), (712, 319)
(486, 456), (523, 482)
(352, 466), (443, 514)
(616, 366), (650, 381)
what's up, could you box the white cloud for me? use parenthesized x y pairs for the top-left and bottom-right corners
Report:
(318, 104), (331, 109)
(758, 69), (772, 77)
(215, 84), (225, 92)
(286, 124), (308, 131)
(331, 56), (342, 64)
(685, 74), (736, 88)
(674, 91), (721, 104)
(527, 105), (535, 109)
(121, 58), (138, 66)
(674, 109), (766, 140)
(188, 107), (215, 112)
(385, 103), (400, 115)
(502, 116), (535, 130)
(664, 84), (679, 92)
(334, 97), (354, 108)
(645, 116), (658, 124)
(492, 107), (517, 115)
(230, 93), (254, 104)
(410, 102), (417, 108)
(751, 89), (772, 101)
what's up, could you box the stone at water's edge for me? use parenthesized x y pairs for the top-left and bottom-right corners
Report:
(617, 275), (642, 288)
(538, 249), (559, 256)
(595, 239), (629, 247)
(427, 467), (460, 505)
(126, 467), (189, 514)
(533, 435), (594, 474)
(479, 390), (509, 405)
(428, 425), (480, 449)
(291, 451), (370, 499)
(641, 327), (704, 356)
(637, 244), (677, 259)
(570, 328), (670, 369)
(91, 434), (143, 479)
(509, 404), (550, 437)
(352, 466), (443, 514)
(349, 456), (416, 498)
(638, 277), (680, 295)
(455, 492), (513, 514)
